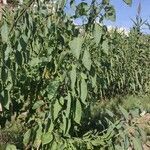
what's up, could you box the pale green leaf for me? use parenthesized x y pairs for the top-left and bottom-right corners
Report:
(80, 78), (87, 105)
(74, 100), (82, 124)
(93, 24), (103, 45)
(1, 22), (8, 43)
(23, 129), (31, 145)
(32, 101), (44, 110)
(66, 93), (71, 118)
(102, 40), (109, 55)
(33, 126), (42, 148)
(132, 137), (142, 150)
(53, 99), (62, 120)
(82, 49), (92, 71)
(69, 37), (83, 59)
(70, 65), (76, 92)
(42, 133), (53, 145)
(6, 144), (17, 150)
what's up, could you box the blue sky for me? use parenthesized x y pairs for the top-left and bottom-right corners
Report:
(70, 0), (150, 33)
(104, 0), (150, 33)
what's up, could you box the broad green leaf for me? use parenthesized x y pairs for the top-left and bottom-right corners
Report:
(80, 78), (87, 105)
(132, 137), (142, 150)
(91, 74), (97, 88)
(123, 0), (132, 6)
(74, 100), (82, 124)
(51, 141), (58, 150)
(6, 144), (17, 150)
(93, 24), (103, 46)
(29, 58), (40, 66)
(66, 93), (71, 118)
(32, 101), (44, 110)
(47, 80), (59, 100)
(70, 65), (76, 93)
(53, 99), (62, 120)
(81, 72), (87, 79)
(69, 37), (83, 59)
(3, 90), (10, 110)
(119, 105), (129, 120)
(42, 133), (53, 145)
(5, 46), (12, 61)
(62, 114), (71, 135)
(82, 49), (92, 71)
(23, 129), (31, 145)
(1, 22), (8, 43)
(33, 126), (42, 148)
(102, 40), (109, 55)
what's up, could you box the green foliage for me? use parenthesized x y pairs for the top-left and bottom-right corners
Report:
(0, 0), (149, 149)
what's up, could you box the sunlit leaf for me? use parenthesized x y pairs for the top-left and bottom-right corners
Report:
(6, 144), (17, 150)
(69, 37), (83, 59)
(23, 129), (31, 145)
(42, 133), (53, 145)
(82, 49), (92, 71)
(66, 93), (71, 118)
(80, 78), (87, 105)
(70, 64), (76, 93)
(74, 99), (82, 124)
(93, 24), (103, 46)
(1, 22), (8, 43)
(32, 101), (44, 110)
(102, 40), (109, 55)
(53, 99), (62, 120)
(132, 137), (142, 150)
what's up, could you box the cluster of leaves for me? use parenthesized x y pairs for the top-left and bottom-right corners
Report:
(0, 0), (149, 149)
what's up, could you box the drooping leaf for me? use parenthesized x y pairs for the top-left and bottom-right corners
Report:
(53, 99), (62, 120)
(23, 129), (31, 145)
(70, 64), (76, 93)
(69, 37), (83, 59)
(33, 126), (42, 148)
(82, 49), (92, 71)
(102, 40), (109, 55)
(1, 22), (9, 43)
(74, 100), (82, 124)
(80, 78), (87, 105)
(93, 24), (103, 46)
(15, 51), (22, 66)
(66, 93), (71, 118)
